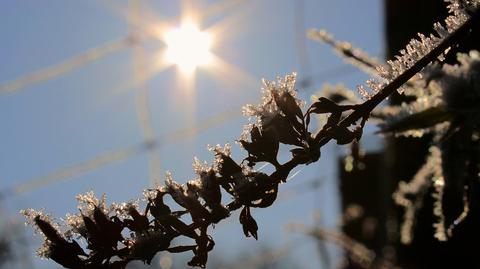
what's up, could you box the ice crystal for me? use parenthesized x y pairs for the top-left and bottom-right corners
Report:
(242, 73), (303, 124)
(208, 143), (232, 157)
(436, 50), (480, 110)
(164, 172), (188, 207)
(432, 174), (447, 241)
(75, 191), (107, 217)
(20, 208), (61, 258)
(112, 201), (140, 218)
(64, 213), (85, 239)
(21, 208), (45, 227)
(36, 241), (53, 258)
(386, 48), (480, 243)
(365, 79), (384, 94)
(378, 51), (480, 138)
(393, 146), (443, 243)
(377, 0), (477, 90)
(446, 186), (470, 237)
(356, 85), (372, 100)
(239, 123), (255, 143)
(209, 143), (233, 173)
(192, 157), (211, 176)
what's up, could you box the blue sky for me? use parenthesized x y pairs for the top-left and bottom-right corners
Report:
(0, 0), (383, 268)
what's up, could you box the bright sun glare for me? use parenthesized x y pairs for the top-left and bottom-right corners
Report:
(164, 22), (212, 73)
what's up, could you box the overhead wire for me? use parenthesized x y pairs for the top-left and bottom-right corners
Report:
(9, 144), (146, 196)
(2, 107), (240, 197)
(129, 0), (162, 185)
(294, 0), (313, 90)
(0, 37), (133, 95)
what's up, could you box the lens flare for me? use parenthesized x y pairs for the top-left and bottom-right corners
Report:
(164, 21), (212, 74)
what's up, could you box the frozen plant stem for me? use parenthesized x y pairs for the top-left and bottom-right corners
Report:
(308, 30), (380, 76)
(314, 8), (480, 148)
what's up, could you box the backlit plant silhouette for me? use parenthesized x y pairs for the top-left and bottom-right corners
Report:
(22, 1), (480, 268)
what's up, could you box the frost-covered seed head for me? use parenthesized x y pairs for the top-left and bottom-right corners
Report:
(242, 73), (303, 124)
(75, 191), (108, 217)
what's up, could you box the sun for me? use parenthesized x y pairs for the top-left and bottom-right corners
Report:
(164, 21), (213, 74)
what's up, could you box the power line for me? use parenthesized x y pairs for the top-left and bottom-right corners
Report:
(129, 0), (162, 185)
(2, 108), (240, 197)
(10, 144), (145, 196)
(294, 0), (311, 79)
(0, 37), (132, 95)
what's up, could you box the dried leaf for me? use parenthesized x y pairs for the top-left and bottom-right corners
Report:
(273, 90), (304, 121)
(239, 206), (258, 240)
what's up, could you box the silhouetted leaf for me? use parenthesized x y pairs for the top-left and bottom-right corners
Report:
(263, 114), (303, 146)
(188, 227), (214, 268)
(147, 191), (172, 220)
(129, 232), (173, 264)
(239, 206), (258, 240)
(124, 207), (149, 233)
(306, 97), (357, 126)
(250, 184), (278, 208)
(93, 207), (123, 247)
(34, 216), (63, 245)
(33, 217), (86, 268)
(216, 153), (243, 179)
(239, 125), (280, 166)
(273, 90), (304, 121)
(197, 170), (222, 207)
(161, 215), (198, 239)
